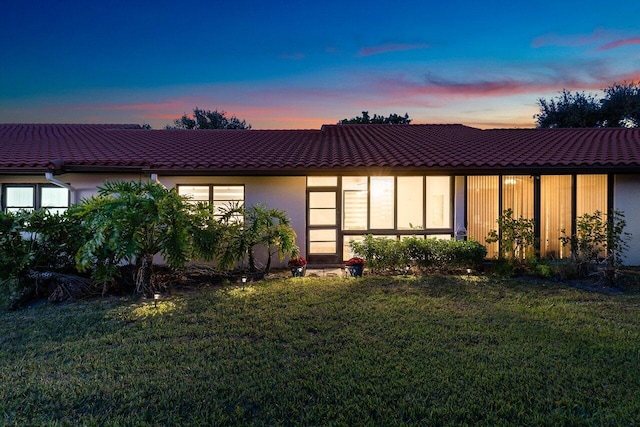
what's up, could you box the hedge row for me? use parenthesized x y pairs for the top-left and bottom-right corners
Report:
(350, 235), (487, 274)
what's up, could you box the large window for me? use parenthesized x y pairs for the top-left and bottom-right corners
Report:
(3, 185), (69, 214)
(178, 184), (244, 221)
(340, 175), (453, 260)
(306, 175), (455, 262)
(467, 174), (608, 260)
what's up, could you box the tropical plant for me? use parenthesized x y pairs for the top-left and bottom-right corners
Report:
(244, 204), (298, 273)
(190, 202), (299, 274)
(75, 180), (193, 294)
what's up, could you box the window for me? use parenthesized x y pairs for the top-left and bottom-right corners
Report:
(3, 185), (69, 214)
(577, 175), (607, 217)
(502, 176), (534, 219)
(541, 176), (571, 258)
(467, 174), (609, 260)
(307, 176), (338, 187)
(467, 176), (499, 258)
(307, 178), (338, 256)
(342, 177), (367, 230)
(309, 192), (336, 226)
(178, 184), (244, 221)
(370, 177), (394, 229)
(426, 176), (452, 229)
(397, 177), (423, 229)
(309, 229), (337, 254)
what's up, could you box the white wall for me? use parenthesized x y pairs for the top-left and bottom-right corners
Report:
(614, 174), (640, 266)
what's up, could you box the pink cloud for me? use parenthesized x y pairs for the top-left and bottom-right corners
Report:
(532, 29), (612, 48)
(359, 43), (430, 57)
(375, 76), (558, 100)
(597, 37), (640, 51)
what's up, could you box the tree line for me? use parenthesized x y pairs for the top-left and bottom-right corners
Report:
(535, 82), (640, 128)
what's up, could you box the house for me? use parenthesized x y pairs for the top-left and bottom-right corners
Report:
(1, 123), (639, 265)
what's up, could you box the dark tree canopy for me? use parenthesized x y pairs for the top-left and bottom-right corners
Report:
(339, 111), (412, 125)
(535, 82), (640, 128)
(600, 82), (640, 128)
(167, 107), (251, 130)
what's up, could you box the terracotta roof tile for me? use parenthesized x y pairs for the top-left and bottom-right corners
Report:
(1, 123), (640, 174)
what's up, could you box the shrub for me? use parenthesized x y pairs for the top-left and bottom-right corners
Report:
(74, 180), (193, 294)
(559, 210), (630, 284)
(486, 209), (536, 261)
(350, 235), (401, 272)
(0, 211), (31, 282)
(350, 235), (486, 274)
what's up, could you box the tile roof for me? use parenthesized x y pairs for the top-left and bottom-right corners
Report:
(1, 123), (640, 174)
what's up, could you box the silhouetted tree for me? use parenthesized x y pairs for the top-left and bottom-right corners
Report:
(167, 107), (251, 130)
(339, 111), (412, 124)
(535, 82), (640, 128)
(600, 82), (640, 128)
(535, 90), (602, 128)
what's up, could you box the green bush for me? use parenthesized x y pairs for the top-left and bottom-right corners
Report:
(0, 211), (31, 282)
(350, 235), (402, 272)
(350, 235), (487, 274)
(559, 210), (630, 284)
(486, 209), (536, 261)
(0, 209), (87, 307)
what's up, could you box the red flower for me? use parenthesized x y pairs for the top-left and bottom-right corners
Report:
(288, 256), (307, 268)
(345, 257), (366, 266)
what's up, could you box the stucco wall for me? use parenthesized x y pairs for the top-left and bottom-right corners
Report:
(614, 174), (640, 266)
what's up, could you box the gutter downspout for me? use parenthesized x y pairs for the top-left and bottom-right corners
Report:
(45, 172), (76, 204)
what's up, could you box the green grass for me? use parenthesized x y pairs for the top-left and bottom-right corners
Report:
(2, 275), (640, 425)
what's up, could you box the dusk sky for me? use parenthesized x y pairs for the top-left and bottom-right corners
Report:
(1, 1), (640, 129)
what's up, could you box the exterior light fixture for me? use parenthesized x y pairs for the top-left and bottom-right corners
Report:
(241, 275), (247, 290)
(153, 292), (161, 308)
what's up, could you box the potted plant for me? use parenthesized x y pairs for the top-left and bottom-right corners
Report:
(345, 257), (366, 277)
(288, 256), (307, 277)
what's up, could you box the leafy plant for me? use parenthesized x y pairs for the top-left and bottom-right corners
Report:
(0, 211), (31, 282)
(75, 180), (193, 294)
(350, 235), (400, 272)
(559, 210), (630, 283)
(350, 235), (486, 274)
(244, 204), (298, 273)
(191, 202), (299, 274)
(486, 209), (536, 261)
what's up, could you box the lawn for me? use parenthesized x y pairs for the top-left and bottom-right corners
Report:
(1, 275), (640, 425)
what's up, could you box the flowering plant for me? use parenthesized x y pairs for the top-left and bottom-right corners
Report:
(345, 257), (366, 266)
(288, 256), (307, 268)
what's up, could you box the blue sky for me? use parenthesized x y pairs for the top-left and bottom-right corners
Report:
(1, 0), (639, 129)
